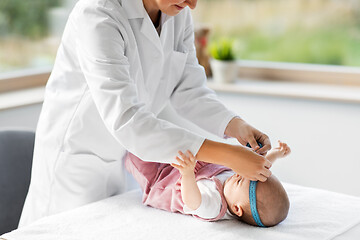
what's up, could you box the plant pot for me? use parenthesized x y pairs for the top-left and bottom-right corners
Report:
(210, 59), (238, 83)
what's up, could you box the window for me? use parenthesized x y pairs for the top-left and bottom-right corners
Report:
(0, 0), (74, 74)
(192, 0), (360, 67)
(1, 0), (359, 92)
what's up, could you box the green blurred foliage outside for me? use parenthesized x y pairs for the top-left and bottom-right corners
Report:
(0, 0), (359, 71)
(195, 0), (360, 67)
(0, 0), (60, 39)
(212, 26), (360, 66)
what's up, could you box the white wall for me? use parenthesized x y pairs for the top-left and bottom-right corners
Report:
(215, 92), (360, 197)
(0, 104), (42, 131)
(159, 92), (360, 197)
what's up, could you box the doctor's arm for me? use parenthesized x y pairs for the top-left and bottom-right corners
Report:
(170, 9), (271, 155)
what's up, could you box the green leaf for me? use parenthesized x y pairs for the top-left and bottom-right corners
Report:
(209, 38), (235, 61)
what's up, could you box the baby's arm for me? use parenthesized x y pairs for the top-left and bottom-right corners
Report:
(265, 140), (291, 164)
(171, 150), (201, 210)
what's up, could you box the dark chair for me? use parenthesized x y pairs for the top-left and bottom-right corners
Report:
(0, 130), (35, 235)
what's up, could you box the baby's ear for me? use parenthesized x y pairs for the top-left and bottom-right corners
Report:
(233, 204), (243, 217)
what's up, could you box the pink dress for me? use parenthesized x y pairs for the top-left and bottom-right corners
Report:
(125, 152), (231, 221)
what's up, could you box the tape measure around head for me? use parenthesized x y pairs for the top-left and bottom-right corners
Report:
(249, 181), (266, 227)
(246, 142), (263, 149)
(247, 142), (266, 226)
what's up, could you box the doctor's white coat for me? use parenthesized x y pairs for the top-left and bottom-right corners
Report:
(19, 0), (236, 226)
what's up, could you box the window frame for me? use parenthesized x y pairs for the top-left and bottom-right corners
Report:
(0, 67), (51, 93)
(0, 61), (360, 93)
(238, 60), (360, 86)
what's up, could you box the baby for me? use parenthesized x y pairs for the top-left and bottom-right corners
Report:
(125, 141), (290, 227)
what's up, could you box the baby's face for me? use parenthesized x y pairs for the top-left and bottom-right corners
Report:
(223, 173), (251, 215)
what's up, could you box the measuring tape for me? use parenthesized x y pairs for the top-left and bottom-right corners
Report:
(246, 142), (263, 149)
(249, 181), (265, 227)
(247, 141), (266, 227)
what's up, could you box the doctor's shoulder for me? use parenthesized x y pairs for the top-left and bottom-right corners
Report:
(73, 0), (130, 37)
(74, 0), (128, 23)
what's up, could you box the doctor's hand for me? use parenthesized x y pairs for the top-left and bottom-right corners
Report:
(229, 145), (272, 182)
(225, 117), (271, 156)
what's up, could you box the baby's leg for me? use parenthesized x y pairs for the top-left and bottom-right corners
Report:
(124, 153), (161, 191)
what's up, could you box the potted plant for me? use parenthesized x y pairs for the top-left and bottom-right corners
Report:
(209, 39), (238, 83)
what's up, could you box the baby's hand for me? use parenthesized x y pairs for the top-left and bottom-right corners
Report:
(171, 150), (197, 177)
(274, 140), (291, 157)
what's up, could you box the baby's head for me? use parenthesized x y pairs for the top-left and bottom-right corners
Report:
(223, 174), (289, 227)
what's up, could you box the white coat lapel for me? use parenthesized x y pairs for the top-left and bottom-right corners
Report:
(140, 16), (163, 53)
(160, 15), (174, 53)
(122, 0), (162, 52)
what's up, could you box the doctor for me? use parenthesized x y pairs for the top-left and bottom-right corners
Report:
(19, 0), (272, 226)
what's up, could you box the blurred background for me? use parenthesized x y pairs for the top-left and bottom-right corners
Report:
(0, 0), (75, 73)
(1, 0), (360, 73)
(193, 0), (360, 66)
(0, 0), (360, 197)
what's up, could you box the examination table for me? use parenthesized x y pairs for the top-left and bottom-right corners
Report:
(2, 182), (360, 240)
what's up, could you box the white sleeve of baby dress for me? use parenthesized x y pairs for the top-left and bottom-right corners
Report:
(170, 8), (238, 138)
(74, 1), (205, 163)
(183, 179), (222, 220)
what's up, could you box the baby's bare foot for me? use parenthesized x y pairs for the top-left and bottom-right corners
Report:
(273, 140), (291, 158)
(264, 140), (291, 163)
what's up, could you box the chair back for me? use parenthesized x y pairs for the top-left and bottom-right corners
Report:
(0, 130), (35, 235)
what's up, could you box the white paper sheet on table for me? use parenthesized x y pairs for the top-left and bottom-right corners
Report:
(2, 183), (360, 240)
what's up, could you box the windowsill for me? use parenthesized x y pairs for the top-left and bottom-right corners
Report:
(0, 60), (359, 96)
(208, 78), (360, 104)
(0, 87), (45, 111)
(1, 61), (360, 93)
(237, 60), (360, 86)
(1, 78), (360, 111)
(0, 67), (51, 93)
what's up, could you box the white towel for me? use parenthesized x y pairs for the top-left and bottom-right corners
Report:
(2, 183), (360, 240)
